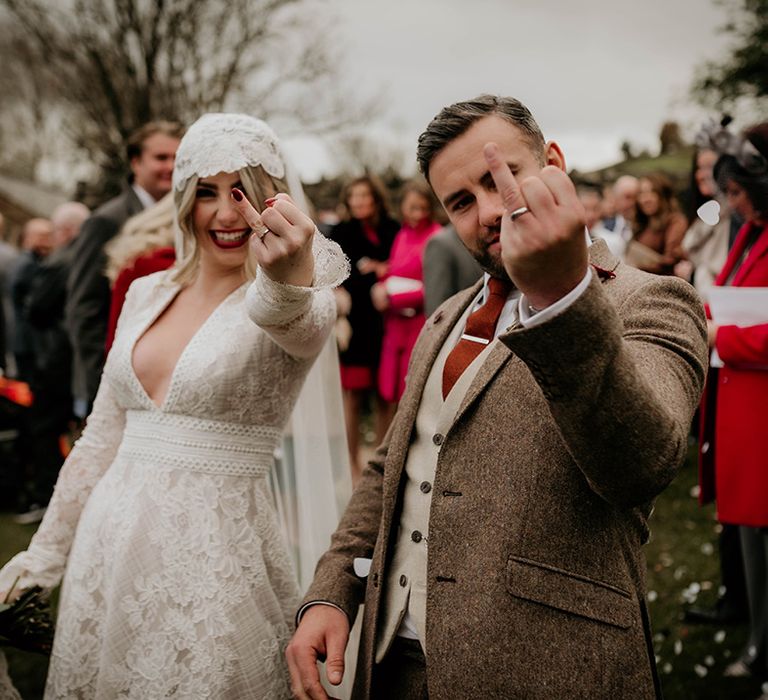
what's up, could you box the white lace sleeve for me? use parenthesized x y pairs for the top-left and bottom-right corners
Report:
(0, 282), (148, 593)
(245, 232), (349, 358)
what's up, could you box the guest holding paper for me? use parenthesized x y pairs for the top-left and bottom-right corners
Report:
(371, 181), (441, 428)
(699, 120), (768, 683)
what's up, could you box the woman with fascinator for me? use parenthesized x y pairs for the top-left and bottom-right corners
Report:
(697, 120), (768, 686)
(0, 114), (350, 698)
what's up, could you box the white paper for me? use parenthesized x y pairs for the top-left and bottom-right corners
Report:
(385, 276), (423, 296)
(708, 286), (768, 368)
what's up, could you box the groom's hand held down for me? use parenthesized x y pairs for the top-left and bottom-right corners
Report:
(286, 604), (350, 700)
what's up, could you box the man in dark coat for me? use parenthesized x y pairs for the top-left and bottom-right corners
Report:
(66, 121), (183, 417)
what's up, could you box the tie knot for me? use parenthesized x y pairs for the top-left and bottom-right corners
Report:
(488, 276), (513, 299)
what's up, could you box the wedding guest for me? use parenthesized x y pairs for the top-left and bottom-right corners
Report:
(288, 94), (707, 700)
(423, 223), (482, 316)
(330, 176), (399, 480)
(676, 147), (736, 302)
(578, 186), (626, 258)
(627, 174), (687, 274)
(11, 218), (53, 381)
(14, 202), (90, 525)
(104, 193), (176, 351)
(66, 121), (182, 418)
(603, 174), (638, 242)
(697, 121), (768, 684)
(372, 181), (441, 429)
(0, 113), (349, 698)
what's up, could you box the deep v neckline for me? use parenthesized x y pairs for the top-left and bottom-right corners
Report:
(130, 281), (246, 411)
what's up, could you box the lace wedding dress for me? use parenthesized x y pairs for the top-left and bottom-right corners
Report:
(0, 237), (347, 699)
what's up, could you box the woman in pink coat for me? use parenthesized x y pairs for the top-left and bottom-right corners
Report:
(372, 181), (441, 425)
(701, 121), (768, 682)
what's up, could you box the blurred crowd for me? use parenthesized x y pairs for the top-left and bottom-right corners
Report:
(0, 113), (767, 690)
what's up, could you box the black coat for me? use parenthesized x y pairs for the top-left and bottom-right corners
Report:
(65, 188), (143, 408)
(330, 216), (399, 369)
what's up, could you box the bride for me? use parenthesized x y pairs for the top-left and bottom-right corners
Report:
(0, 113), (349, 698)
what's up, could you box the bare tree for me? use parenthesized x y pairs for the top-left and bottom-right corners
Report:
(0, 0), (368, 197)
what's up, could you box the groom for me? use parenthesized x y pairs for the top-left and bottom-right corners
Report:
(287, 95), (708, 699)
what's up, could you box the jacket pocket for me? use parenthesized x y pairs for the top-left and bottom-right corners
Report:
(506, 555), (634, 629)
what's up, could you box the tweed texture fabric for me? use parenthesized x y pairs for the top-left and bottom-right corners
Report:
(303, 240), (708, 699)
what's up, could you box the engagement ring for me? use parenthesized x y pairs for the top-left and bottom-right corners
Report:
(509, 206), (530, 222)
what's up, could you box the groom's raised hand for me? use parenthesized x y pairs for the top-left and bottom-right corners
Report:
(286, 604), (350, 700)
(483, 142), (588, 311)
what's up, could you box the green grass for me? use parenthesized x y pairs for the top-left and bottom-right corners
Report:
(0, 450), (764, 698)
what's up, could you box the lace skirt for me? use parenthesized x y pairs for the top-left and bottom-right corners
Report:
(45, 412), (299, 699)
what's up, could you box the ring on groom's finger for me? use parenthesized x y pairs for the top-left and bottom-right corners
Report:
(509, 206), (530, 222)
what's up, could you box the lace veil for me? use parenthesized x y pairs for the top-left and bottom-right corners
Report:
(173, 113), (351, 589)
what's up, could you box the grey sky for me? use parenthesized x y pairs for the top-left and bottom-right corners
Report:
(285, 0), (730, 181)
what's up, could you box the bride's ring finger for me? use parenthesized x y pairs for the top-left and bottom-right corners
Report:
(254, 224), (271, 242)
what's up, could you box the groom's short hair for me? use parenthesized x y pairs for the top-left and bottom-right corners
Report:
(416, 95), (546, 182)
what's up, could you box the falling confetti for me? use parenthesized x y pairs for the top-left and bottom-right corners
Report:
(715, 631), (726, 644)
(701, 580), (713, 591)
(647, 590), (658, 603)
(700, 542), (714, 556)
(674, 640), (683, 656)
(662, 663), (673, 675)
(697, 200), (721, 226)
(694, 664), (708, 678)
(704, 656), (715, 667)
(689, 485), (701, 498)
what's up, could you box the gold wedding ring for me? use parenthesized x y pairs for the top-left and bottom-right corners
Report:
(509, 206), (530, 221)
(254, 224), (270, 241)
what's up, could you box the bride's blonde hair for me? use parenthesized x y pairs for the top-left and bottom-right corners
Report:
(105, 193), (175, 283)
(172, 165), (289, 286)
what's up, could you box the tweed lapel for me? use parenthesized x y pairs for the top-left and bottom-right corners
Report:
(449, 239), (619, 429)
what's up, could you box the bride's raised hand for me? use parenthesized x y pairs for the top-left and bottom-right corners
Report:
(231, 189), (315, 287)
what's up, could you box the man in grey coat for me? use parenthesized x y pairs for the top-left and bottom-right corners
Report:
(65, 121), (182, 417)
(423, 224), (482, 316)
(288, 95), (707, 699)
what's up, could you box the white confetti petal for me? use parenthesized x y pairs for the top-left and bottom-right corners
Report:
(647, 590), (658, 603)
(674, 640), (683, 655)
(724, 649), (732, 658)
(689, 484), (701, 498)
(694, 664), (708, 678)
(762, 681), (768, 694)
(701, 580), (713, 591)
(700, 542), (714, 556)
(653, 633), (665, 643)
(715, 630), (726, 643)
(705, 655), (715, 667)
(697, 200), (721, 226)
(662, 663), (673, 674)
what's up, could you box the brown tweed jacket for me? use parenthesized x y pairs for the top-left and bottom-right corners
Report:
(303, 241), (708, 699)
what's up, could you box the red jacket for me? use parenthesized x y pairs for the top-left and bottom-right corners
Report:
(700, 221), (768, 527)
(105, 247), (176, 352)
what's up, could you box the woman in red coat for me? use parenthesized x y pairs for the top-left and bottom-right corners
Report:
(705, 121), (768, 681)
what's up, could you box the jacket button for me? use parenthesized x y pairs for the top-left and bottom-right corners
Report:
(411, 530), (423, 543)
(399, 574), (408, 587)
(420, 481), (432, 494)
(432, 433), (444, 446)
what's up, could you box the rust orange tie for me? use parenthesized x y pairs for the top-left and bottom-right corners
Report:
(442, 277), (513, 399)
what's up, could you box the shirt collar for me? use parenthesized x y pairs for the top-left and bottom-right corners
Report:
(132, 183), (157, 209)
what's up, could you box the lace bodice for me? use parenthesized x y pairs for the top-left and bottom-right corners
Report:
(0, 234), (348, 698)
